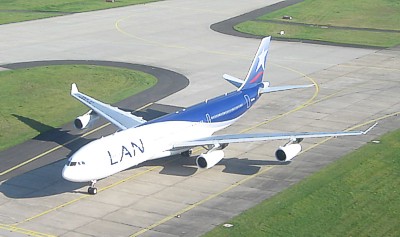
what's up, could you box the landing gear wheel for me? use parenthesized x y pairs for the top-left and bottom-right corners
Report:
(88, 180), (98, 195)
(88, 187), (97, 195)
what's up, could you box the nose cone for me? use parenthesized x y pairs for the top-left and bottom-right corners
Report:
(62, 165), (74, 182)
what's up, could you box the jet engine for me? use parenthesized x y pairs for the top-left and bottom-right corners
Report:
(196, 150), (224, 169)
(275, 143), (302, 162)
(74, 110), (99, 130)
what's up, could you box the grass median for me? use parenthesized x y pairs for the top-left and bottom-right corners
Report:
(0, 65), (157, 151)
(0, 0), (160, 24)
(205, 129), (400, 236)
(235, 0), (400, 48)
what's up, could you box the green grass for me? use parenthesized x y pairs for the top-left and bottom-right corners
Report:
(0, 12), (63, 24)
(235, 21), (400, 48)
(259, 0), (400, 30)
(204, 129), (400, 236)
(0, 0), (159, 24)
(235, 0), (400, 47)
(0, 65), (157, 151)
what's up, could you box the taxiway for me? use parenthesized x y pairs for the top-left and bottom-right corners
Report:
(0, 0), (399, 236)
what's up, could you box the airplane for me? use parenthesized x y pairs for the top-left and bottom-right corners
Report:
(62, 36), (376, 195)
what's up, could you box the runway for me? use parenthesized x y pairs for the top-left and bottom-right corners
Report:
(0, 0), (399, 236)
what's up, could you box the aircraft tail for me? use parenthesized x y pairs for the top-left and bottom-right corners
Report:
(224, 36), (314, 93)
(239, 36), (271, 90)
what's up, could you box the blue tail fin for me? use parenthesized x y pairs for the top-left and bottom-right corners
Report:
(239, 36), (271, 90)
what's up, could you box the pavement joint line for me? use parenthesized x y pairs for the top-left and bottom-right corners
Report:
(115, 17), (246, 58)
(5, 72), (392, 235)
(0, 103), (153, 177)
(97, 155), (179, 193)
(0, 124), (110, 177)
(131, 165), (275, 237)
(13, 73), (317, 227)
(116, 17), (187, 51)
(19, 193), (89, 224)
(0, 223), (55, 237)
(8, 90), (394, 236)
(240, 62), (320, 134)
(148, 4), (231, 16)
(131, 65), (321, 236)
(16, 149), (178, 225)
(2, 53), (385, 235)
(8, 62), (371, 234)
(132, 111), (400, 236)
(339, 64), (400, 72)
(239, 63), (379, 135)
(301, 111), (400, 155)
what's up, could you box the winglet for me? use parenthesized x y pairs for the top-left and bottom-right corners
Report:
(71, 83), (78, 95)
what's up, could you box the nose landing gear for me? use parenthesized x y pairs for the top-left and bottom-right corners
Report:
(88, 180), (97, 195)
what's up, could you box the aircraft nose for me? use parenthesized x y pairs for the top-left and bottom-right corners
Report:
(62, 165), (73, 181)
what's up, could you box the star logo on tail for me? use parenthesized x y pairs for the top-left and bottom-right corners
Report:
(256, 49), (268, 72)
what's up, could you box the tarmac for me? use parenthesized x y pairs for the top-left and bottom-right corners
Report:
(0, 0), (399, 236)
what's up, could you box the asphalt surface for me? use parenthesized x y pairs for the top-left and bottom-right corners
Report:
(0, 0), (399, 236)
(211, 0), (303, 39)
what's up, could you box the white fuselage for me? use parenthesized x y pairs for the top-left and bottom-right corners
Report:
(62, 118), (238, 182)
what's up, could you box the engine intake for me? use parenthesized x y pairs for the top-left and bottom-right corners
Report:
(196, 150), (224, 169)
(74, 110), (99, 130)
(275, 143), (302, 162)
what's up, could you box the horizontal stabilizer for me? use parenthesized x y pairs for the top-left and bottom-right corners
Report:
(260, 84), (314, 94)
(223, 74), (244, 88)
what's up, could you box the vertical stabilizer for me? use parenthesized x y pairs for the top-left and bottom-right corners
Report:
(239, 36), (271, 90)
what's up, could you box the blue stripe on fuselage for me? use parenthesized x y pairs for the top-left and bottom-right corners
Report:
(143, 86), (261, 125)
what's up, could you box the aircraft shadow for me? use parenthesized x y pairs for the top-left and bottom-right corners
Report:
(3, 115), (287, 198)
(130, 104), (184, 121)
(0, 160), (86, 199)
(12, 114), (95, 154)
(0, 155), (289, 199)
(220, 157), (289, 175)
(0, 115), (95, 198)
(136, 155), (199, 176)
(132, 109), (169, 121)
(137, 154), (289, 177)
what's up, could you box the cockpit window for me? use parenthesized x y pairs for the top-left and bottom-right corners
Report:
(67, 161), (86, 166)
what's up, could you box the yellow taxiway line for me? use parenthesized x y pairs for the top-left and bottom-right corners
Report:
(130, 112), (400, 236)
(0, 103), (153, 177)
(0, 223), (55, 237)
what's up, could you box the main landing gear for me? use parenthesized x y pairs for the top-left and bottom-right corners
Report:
(88, 180), (97, 195)
(181, 149), (192, 157)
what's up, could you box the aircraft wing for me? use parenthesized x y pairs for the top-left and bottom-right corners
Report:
(71, 83), (146, 130)
(173, 124), (376, 148)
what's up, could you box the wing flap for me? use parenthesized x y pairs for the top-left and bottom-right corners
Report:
(71, 83), (146, 130)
